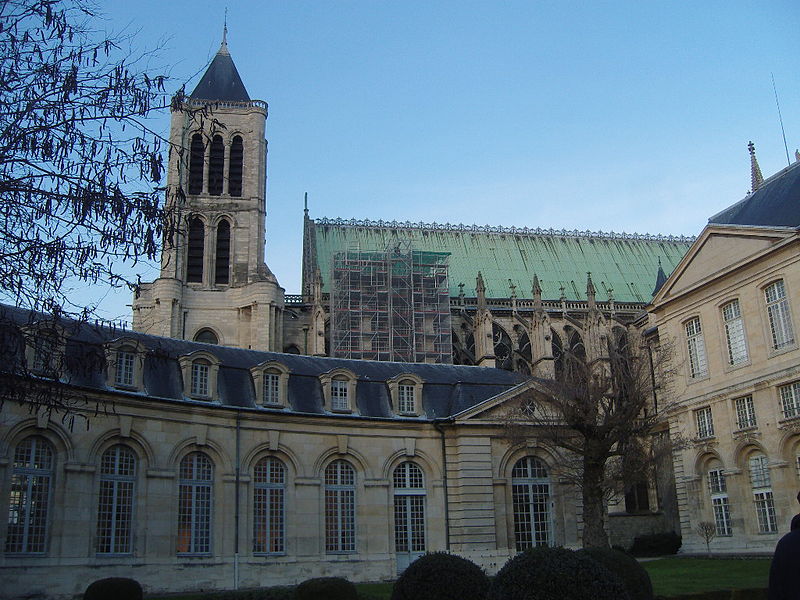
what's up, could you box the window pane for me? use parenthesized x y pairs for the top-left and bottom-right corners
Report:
(766, 281), (795, 350)
(253, 458), (285, 554)
(178, 453), (213, 554)
(5, 437), (53, 553)
(325, 461), (355, 552)
(722, 301), (748, 365)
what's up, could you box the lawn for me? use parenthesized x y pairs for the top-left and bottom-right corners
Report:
(642, 557), (770, 597)
(351, 558), (772, 599)
(147, 557), (771, 600)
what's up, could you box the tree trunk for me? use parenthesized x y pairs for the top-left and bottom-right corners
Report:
(582, 454), (610, 548)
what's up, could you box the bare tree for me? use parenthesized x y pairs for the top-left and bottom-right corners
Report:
(504, 331), (679, 548)
(696, 521), (716, 555)
(0, 0), (177, 318)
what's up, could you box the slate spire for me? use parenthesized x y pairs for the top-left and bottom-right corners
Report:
(652, 258), (667, 296)
(190, 27), (251, 101)
(749, 141), (764, 192)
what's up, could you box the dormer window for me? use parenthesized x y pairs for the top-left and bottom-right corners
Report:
(32, 330), (57, 374)
(115, 349), (135, 387)
(387, 373), (424, 416)
(105, 338), (145, 391)
(331, 378), (349, 411)
(319, 368), (357, 413)
(398, 384), (415, 413)
(251, 361), (290, 408)
(191, 360), (210, 397)
(179, 351), (220, 401)
(23, 324), (64, 378)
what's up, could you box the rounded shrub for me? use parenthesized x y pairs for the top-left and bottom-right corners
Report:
(487, 546), (630, 600)
(629, 531), (681, 557)
(391, 551), (490, 600)
(84, 577), (143, 600)
(577, 547), (653, 600)
(295, 576), (357, 600)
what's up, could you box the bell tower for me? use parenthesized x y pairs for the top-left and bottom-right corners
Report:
(133, 30), (285, 351)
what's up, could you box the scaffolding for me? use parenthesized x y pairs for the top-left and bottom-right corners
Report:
(330, 242), (452, 363)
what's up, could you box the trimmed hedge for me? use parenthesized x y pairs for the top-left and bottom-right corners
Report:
(578, 547), (653, 600)
(391, 552), (489, 600)
(488, 546), (630, 600)
(296, 577), (357, 600)
(84, 577), (143, 600)
(630, 532), (682, 557)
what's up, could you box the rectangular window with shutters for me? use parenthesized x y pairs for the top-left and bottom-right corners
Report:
(685, 318), (708, 379)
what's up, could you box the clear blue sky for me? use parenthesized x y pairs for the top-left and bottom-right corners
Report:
(93, 0), (798, 321)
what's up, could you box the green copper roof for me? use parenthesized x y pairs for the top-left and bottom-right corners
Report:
(311, 219), (693, 303)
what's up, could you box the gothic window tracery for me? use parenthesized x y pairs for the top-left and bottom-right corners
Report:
(493, 323), (513, 371)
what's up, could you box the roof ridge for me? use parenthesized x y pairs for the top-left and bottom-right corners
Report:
(315, 217), (695, 244)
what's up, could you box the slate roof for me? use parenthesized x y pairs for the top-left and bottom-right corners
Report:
(0, 305), (524, 420)
(709, 160), (800, 228)
(190, 41), (250, 102)
(309, 219), (693, 303)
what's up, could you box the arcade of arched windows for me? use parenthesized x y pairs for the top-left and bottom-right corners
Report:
(186, 132), (245, 198)
(185, 215), (234, 287)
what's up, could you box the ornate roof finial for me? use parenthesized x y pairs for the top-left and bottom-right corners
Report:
(748, 141), (763, 192)
(219, 9), (230, 56)
(303, 191), (309, 217)
(586, 272), (596, 310)
(532, 275), (542, 311)
(476, 272), (487, 311)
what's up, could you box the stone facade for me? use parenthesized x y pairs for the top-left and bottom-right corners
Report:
(0, 317), (589, 599)
(651, 188), (800, 552)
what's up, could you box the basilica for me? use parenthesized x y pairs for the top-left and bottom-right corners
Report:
(2, 32), (800, 600)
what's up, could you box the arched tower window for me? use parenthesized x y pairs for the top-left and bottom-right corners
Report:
(187, 218), (205, 283)
(215, 220), (231, 285)
(208, 135), (224, 196)
(228, 136), (244, 197)
(188, 133), (204, 195)
(193, 329), (218, 345)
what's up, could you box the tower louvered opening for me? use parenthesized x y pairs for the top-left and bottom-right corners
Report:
(188, 134), (204, 195)
(215, 220), (231, 285)
(208, 135), (224, 196)
(229, 136), (244, 197)
(187, 217), (205, 283)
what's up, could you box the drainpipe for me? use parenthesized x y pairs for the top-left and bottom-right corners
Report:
(234, 410), (241, 589)
(433, 419), (453, 551)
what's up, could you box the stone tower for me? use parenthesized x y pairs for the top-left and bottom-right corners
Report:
(133, 31), (284, 351)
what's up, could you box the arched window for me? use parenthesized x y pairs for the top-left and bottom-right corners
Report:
(97, 445), (136, 554)
(228, 135), (244, 197)
(187, 217), (205, 283)
(177, 452), (213, 554)
(325, 460), (355, 553)
(5, 436), (54, 553)
(511, 457), (552, 549)
(253, 457), (285, 554)
(393, 462), (425, 572)
(214, 220), (230, 285)
(749, 453), (776, 533)
(765, 280), (795, 350)
(208, 135), (224, 196)
(493, 323), (513, 371)
(193, 329), (218, 345)
(188, 133), (204, 195)
(706, 461), (732, 536)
